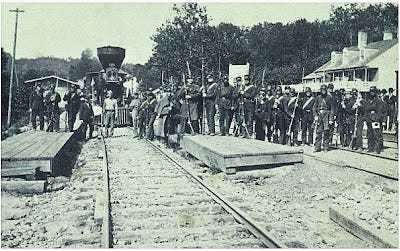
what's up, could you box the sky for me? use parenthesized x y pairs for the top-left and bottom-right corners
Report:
(1, 2), (339, 64)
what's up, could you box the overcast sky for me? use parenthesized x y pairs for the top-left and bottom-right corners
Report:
(1, 2), (339, 64)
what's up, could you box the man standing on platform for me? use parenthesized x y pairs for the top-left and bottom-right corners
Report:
(217, 75), (235, 136)
(273, 86), (288, 144)
(79, 95), (94, 141)
(29, 85), (45, 131)
(265, 86), (275, 142)
(300, 87), (315, 146)
(338, 90), (356, 147)
(254, 88), (268, 141)
(45, 85), (61, 132)
(103, 90), (118, 138)
(177, 76), (201, 134)
(202, 74), (219, 135)
(240, 75), (257, 138)
(129, 92), (140, 138)
(63, 85), (81, 132)
(327, 83), (338, 145)
(231, 76), (243, 137)
(313, 84), (335, 152)
(146, 92), (158, 141)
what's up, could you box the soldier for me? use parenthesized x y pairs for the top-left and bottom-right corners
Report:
(313, 84), (335, 152)
(338, 90), (356, 147)
(327, 83), (338, 145)
(240, 75), (257, 138)
(365, 87), (386, 153)
(217, 75), (235, 136)
(387, 88), (397, 131)
(254, 88), (268, 141)
(285, 88), (301, 146)
(146, 92), (158, 141)
(79, 95), (94, 141)
(201, 74), (219, 135)
(45, 85), (61, 132)
(352, 89), (367, 151)
(300, 87), (315, 146)
(231, 76), (243, 137)
(265, 86), (275, 142)
(102, 90), (118, 138)
(63, 85), (81, 132)
(177, 76), (201, 134)
(137, 92), (148, 139)
(273, 86), (288, 144)
(29, 85), (45, 131)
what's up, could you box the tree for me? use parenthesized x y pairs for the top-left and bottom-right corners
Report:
(69, 48), (102, 81)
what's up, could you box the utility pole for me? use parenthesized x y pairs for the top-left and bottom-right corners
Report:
(7, 8), (24, 128)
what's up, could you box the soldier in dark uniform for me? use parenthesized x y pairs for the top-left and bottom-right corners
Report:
(45, 85), (61, 132)
(201, 74), (219, 135)
(327, 83), (338, 145)
(137, 92), (148, 139)
(240, 75), (257, 138)
(339, 89), (357, 147)
(29, 86), (45, 131)
(217, 75), (235, 136)
(232, 76), (243, 137)
(365, 87), (386, 153)
(177, 76), (201, 134)
(387, 88), (397, 131)
(63, 85), (81, 132)
(353, 89), (367, 151)
(254, 88), (268, 141)
(265, 86), (275, 142)
(285, 88), (301, 146)
(273, 86), (288, 144)
(79, 95), (94, 141)
(313, 84), (335, 152)
(300, 87), (315, 146)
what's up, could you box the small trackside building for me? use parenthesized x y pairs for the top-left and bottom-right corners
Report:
(294, 31), (398, 93)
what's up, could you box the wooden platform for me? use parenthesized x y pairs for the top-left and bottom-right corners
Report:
(181, 135), (303, 174)
(1, 129), (80, 178)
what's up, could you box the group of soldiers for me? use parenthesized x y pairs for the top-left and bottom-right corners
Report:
(131, 74), (396, 154)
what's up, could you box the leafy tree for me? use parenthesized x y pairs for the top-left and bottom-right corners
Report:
(69, 48), (102, 81)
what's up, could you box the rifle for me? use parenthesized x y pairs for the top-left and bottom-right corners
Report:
(272, 112), (279, 143)
(286, 92), (300, 146)
(185, 86), (195, 135)
(239, 95), (250, 137)
(201, 47), (206, 134)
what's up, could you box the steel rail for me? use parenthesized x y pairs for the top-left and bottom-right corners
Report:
(99, 135), (112, 248)
(303, 153), (398, 181)
(330, 146), (398, 162)
(144, 137), (287, 248)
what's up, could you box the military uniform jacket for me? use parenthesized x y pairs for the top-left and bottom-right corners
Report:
(79, 102), (94, 122)
(273, 95), (287, 115)
(45, 92), (61, 113)
(202, 81), (218, 101)
(285, 95), (300, 119)
(155, 95), (171, 116)
(313, 94), (335, 130)
(63, 92), (81, 113)
(217, 84), (235, 110)
(242, 85), (257, 108)
(386, 94), (397, 110)
(265, 95), (275, 121)
(255, 99), (269, 121)
(301, 96), (315, 115)
(177, 84), (200, 121)
(30, 92), (44, 111)
(365, 97), (386, 123)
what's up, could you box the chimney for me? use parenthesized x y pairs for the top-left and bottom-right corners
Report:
(383, 31), (393, 41)
(330, 51), (343, 65)
(358, 30), (368, 49)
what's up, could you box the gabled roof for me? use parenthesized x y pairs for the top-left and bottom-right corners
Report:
(24, 75), (78, 85)
(313, 38), (398, 73)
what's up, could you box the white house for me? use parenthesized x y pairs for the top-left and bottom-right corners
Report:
(292, 31), (398, 92)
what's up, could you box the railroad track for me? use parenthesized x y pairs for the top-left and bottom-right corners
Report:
(330, 146), (398, 162)
(99, 128), (285, 248)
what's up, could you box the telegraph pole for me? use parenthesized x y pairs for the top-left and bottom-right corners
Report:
(7, 8), (24, 128)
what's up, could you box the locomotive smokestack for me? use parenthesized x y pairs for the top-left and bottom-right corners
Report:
(97, 46), (126, 70)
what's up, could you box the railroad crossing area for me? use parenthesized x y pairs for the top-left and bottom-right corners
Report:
(1, 127), (399, 248)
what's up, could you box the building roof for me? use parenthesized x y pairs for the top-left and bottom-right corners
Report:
(312, 38), (398, 73)
(24, 75), (78, 85)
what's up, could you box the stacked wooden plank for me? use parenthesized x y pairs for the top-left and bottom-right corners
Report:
(1, 130), (77, 179)
(181, 135), (304, 174)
